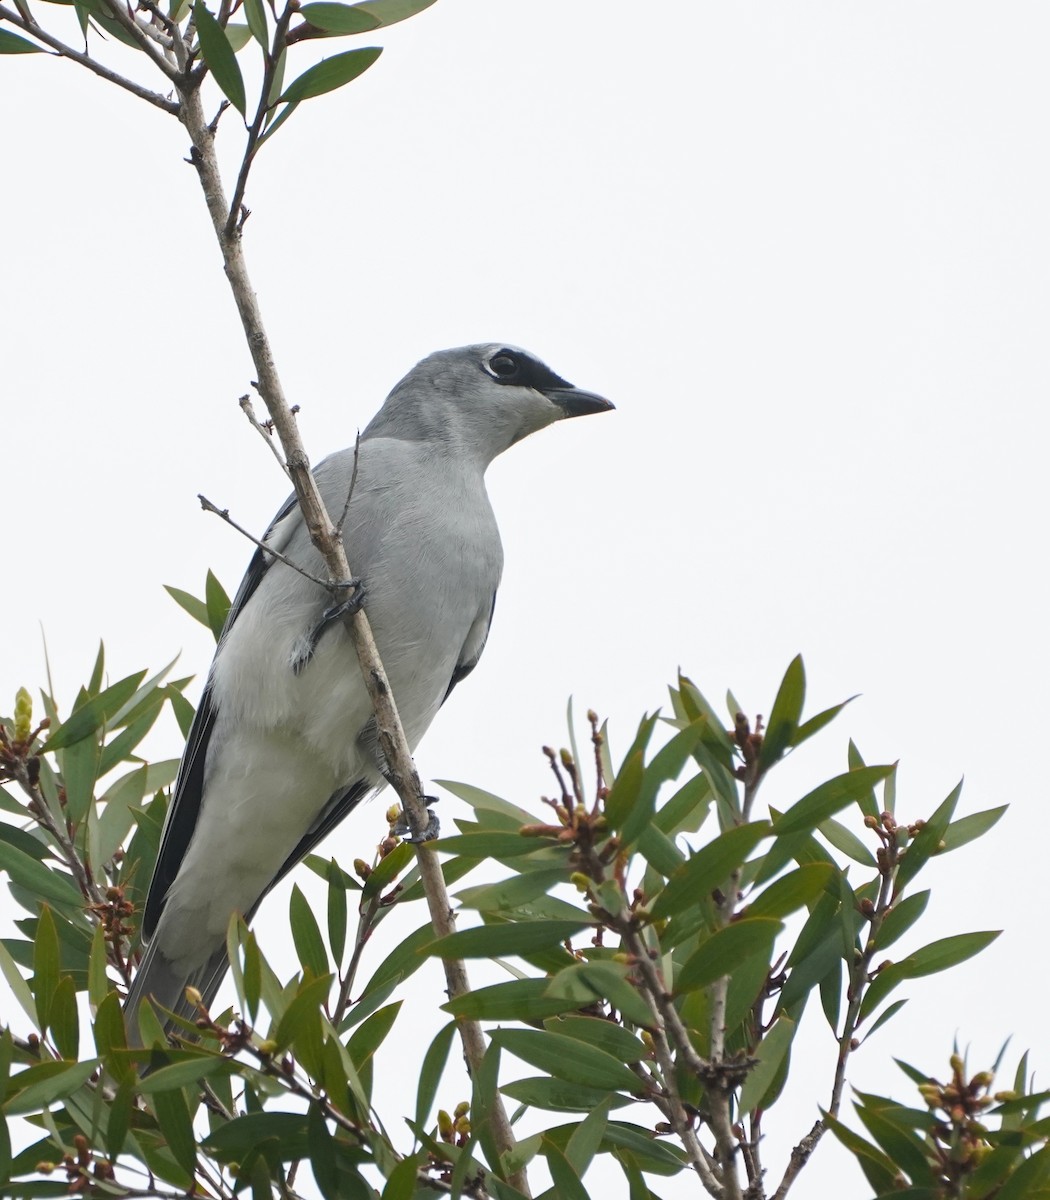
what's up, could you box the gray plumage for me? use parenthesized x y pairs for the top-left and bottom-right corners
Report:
(125, 344), (612, 1039)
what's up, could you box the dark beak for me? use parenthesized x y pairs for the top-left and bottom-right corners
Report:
(544, 386), (615, 419)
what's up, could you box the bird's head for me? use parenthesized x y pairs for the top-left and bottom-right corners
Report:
(365, 344), (614, 463)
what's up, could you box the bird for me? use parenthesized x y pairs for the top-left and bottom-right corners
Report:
(125, 344), (613, 1039)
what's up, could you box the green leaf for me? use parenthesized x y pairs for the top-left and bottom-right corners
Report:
(443, 977), (583, 1022)
(760, 655), (805, 768)
(676, 918), (782, 992)
(875, 891), (930, 951)
(817, 814), (877, 866)
(194, 2), (247, 116)
(746, 862), (836, 919)
(861, 998), (908, 1043)
(361, 839), (414, 900)
(137, 1055), (231, 1092)
(87, 923), (109, 1013)
(604, 748), (645, 835)
(941, 804), (1007, 853)
(43, 670), (147, 751)
(772, 765), (894, 836)
(243, 0), (267, 43)
(278, 46), (382, 105)
(326, 858), (348, 963)
(0, 937), (38, 1023)
(3, 1058), (100, 1115)
(273, 973), (332, 1052)
(350, 0), (438, 27)
(491, 1029), (642, 1095)
(0, 27), (45, 51)
(224, 21), (251, 51)
(427, 919), (592, 960)
(204, 568), (232, 640)
(32, 905), (60, 1033)
(290, 884), (329, 976)
(457, 867), (569, 914)
(502, 1076), (634, 1114)
(299, 1), (380, 33)
(308, 1103), (340, 1200)
(860, 930), (1000, 1022)
(740, 1014), (795, 1113)
(164, 583), (210, 629)
(791, 696), (857, 749)
(152, 1086), (199, 1178)
(347, 1001), (401, 1070)
(204, 1112), (311, 1161)
(543, 1016), (648, 1063)
(415, 1020), (456, 1129)
(299, 0), (437, 33)
(823, 1112), (900, 1192)
(550, 961), (653, 1027)
(893, 781), (961, 895)
(48, 975), (80, 1059)
(543, 1139), (589, 1200)
(651, 821), (771, 919)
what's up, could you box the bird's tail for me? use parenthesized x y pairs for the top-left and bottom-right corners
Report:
(124, 937), (230, 1046)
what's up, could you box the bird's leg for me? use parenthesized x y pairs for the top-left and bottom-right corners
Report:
(291, 578), (366, 675)
(391, 788), (440, 842)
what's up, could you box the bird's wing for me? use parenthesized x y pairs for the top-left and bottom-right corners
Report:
(141, 495), (301, 941)
(443, 590), (497, 704)
(269, 586), (498, 875)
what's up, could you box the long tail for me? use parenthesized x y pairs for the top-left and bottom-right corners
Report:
(124, 937), (230, 1046)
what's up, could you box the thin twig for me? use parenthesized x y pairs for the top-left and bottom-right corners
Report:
(224, 0), (295, 236)
(0, 3), (180, 113)
(239, 393), (291, 476)
(336, 432), (361, 538)
(197, 493), (333, 588)
(770, 823), (898, 1200)
(95, 0), (182, 79)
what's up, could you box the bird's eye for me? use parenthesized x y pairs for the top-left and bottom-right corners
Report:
(489, 353), (519, 379)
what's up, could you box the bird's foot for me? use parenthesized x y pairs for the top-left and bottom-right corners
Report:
(291, 578), (366, 674)
(392, 795), (440, 842)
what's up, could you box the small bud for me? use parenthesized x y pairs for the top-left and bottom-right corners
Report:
(36, 1163), (55, 1175)
(184, 986), (203, 1007)
(437, 1109), (453, 1139)
(971, 1071), (994, 1090)
(453, 1100), (470, 1118)
(258, 1038), (278, 1055)
(863, 814), (879, 828)
(386, 804), (401, 825)
(570, 872), (592, 893)
(14, 687), (33, 742)
(353, 858), (372, 880)
(950, 1053), (965, 1075)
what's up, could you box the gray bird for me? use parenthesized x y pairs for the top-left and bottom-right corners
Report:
(125, 344), (612, 1038)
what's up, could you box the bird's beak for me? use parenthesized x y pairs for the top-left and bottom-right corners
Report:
(544, 386), (615, 419)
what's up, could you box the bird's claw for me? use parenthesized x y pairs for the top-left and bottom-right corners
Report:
(392, 795), (440, 842)
(291, 579), (366, 675)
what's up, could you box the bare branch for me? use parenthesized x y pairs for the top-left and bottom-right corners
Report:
(239, 392), (291, 476)
(336, 431), (361, 537)
(0, 3), (180, 113)
(197, 493), (332, 588)
(224, 0), (295, 235)
(176, 82), (531, 1197)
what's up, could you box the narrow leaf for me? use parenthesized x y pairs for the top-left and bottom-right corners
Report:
(279, 46), (382, 105)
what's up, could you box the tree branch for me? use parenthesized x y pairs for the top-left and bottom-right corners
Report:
(0, 4), (180, 114)
(175, 82), (530, 1197)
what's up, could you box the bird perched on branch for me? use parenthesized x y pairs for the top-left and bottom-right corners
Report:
(125, 344), (613, 1038)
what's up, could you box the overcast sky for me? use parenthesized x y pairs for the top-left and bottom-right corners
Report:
(3, 2), (1049, 1195)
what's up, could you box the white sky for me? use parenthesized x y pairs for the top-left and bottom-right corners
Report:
(3, 2), (1049, 1196)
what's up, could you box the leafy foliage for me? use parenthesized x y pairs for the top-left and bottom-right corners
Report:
(0, 623), (1036, 1198)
